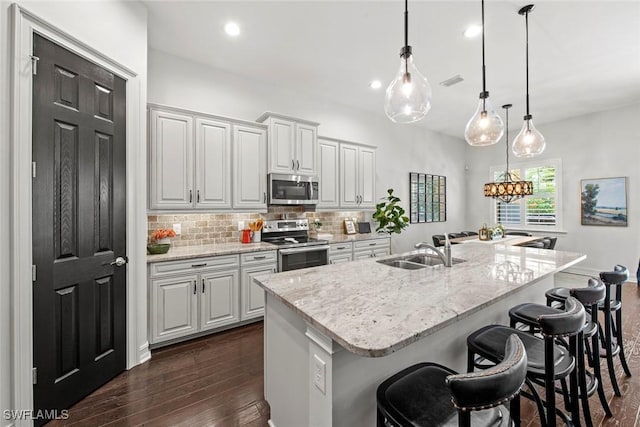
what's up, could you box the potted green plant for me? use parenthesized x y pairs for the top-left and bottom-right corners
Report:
(372, 189), (409, 252)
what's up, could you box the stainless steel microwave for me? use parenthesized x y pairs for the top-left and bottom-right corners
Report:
(268, 173), (319, 205)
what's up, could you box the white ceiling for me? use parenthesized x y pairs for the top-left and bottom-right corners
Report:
(144, 0), (640, 138)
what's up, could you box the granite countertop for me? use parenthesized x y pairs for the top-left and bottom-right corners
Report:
(254, 244), (586, 357)
(147, 242), (277, 263)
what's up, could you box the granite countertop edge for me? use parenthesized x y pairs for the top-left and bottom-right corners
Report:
(146, 242), (278, 263)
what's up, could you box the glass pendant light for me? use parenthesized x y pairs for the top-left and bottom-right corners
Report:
(384, 0), (432, 123)
(465, 0), (504, 146)
(512, 4), (545, 158)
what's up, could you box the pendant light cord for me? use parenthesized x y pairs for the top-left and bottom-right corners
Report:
(524, 9), (531, 121)
(404, 0), (409, 77)
(481, 0), (487, 102)
(504, 108), (510, 178)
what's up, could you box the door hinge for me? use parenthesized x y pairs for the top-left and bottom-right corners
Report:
(32, 162), (36, 178)
(30, 55), (40, 75)
(32, 367), (37, 385)
(32, 265), (36, 282)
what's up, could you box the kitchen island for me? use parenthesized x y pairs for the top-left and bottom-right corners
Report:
(254, 244), (585, 427)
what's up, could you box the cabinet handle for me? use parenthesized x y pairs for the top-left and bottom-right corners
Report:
(189, 189), (193, 203)
(263, 192), (267, 203)
(369, 243), (377, 246)
(202, 278), (205, 293)
(329, 259), (334, 264)
(193, 280), (197, 294)
(371, 252), (377, 257)
(191, 263), (207, 267)
(336, 246), (347, 250)
(272, 268), (277, 273)
(296, 160), (300, 170)
(253, 255), (267, 260)
(197, 189), (200, 203)
(292, 159), (295, 170)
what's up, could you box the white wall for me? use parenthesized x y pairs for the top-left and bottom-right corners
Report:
(466, 103), (640, 276)
(0, 1), (147, 423)
(148, 48), (468, 254)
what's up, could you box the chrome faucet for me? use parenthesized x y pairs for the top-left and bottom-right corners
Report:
(415, 234), (453, 267)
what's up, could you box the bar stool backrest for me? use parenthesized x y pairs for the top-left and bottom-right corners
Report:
(570, 278), (605, 306)
(600, 265), (629, 286)
(446, 335), (527, 411)
(537, 296), (585, 337)
(432, 234), (445, 247)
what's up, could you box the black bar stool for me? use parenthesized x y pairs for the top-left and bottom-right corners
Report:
(509, 278), (612, 426)
(599, 265), (631, 396)
(376, 335), (527, 427)
(432, 234), (445, 247)
(467, 297), (585, 427)
(463, 231), (478, 236)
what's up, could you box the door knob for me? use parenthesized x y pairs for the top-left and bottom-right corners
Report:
(110, 256), (128, 267)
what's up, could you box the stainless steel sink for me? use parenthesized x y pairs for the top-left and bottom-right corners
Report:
(377, 254), (465, 270)
(378, 259), (427, 270)
(404, 254), (465, 266)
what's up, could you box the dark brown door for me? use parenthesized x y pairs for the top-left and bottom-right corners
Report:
(32, 33), (127, 417)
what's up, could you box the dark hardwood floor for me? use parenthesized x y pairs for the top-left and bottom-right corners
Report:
(51, 281), (640, 426)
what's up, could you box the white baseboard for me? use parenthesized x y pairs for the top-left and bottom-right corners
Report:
(138, 342), (151, 365)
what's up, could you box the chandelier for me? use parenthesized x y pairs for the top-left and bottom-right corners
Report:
(484, 104), (533, 203)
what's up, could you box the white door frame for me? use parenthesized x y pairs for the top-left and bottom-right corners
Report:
(10, 4), (149, 422)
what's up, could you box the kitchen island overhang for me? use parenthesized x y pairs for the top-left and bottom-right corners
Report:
(255, 244), (586, 427)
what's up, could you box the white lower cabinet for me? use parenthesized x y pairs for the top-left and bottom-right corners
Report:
(149, 255), (240, 345)
(352, 238), (390, 260)
(240, 251), (277, 320)
(329, 242), (353, 264)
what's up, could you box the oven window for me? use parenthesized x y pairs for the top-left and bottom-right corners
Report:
(280, 249), (328, 272)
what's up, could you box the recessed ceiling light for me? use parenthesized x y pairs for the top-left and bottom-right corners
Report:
(369, 80), (382, 89)
(224, 22), (240, 37)
(464, 24), (482, 38)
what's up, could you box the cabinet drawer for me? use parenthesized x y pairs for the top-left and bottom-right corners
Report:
(240, 250), (277, 265)
(329, 242), (353, 254)
(353, 238), (389, 250)
(150, 255), (240, 277)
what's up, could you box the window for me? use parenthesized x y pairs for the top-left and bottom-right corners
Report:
(489, 159), (562, 230)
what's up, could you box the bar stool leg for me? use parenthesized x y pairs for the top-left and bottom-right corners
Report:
(615, 305), (632, 377)
(603, 298), (622, 396)
(569, 336), (581, 427)
(591, 311), (613, 417)
(510, 394), (522, 427)
(577, 333), (593, 427)
(545, 337), (558, 427)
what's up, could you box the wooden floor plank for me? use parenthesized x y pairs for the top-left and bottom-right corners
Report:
(51, 281), (640, 426)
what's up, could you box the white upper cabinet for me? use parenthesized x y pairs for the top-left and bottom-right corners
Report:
(195, 118), (231, 209)
(233, 124), (267, 209)
(317, 138), (340, 208)
(339, 142), (377, 209)
(149, 109), (194, 209)
(149, 105), (267, 211)
(257, 113), (319, 176)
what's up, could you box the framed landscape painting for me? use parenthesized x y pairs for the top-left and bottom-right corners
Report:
(581, 177), (628, 226)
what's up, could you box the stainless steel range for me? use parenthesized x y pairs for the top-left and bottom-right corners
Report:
(261, 218), (330, 272)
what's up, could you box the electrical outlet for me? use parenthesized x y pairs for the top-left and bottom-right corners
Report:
(173, 223), (181, 235)
(313, 354), (326, 394)
(238, 221), (245, 231)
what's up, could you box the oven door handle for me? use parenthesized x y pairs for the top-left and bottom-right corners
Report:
(279, 245), (330, 255)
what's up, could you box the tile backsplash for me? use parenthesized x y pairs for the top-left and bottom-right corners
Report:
(148, 207), (366, 246)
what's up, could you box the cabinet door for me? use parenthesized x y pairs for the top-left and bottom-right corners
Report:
(268, 118), (295, 173)
(200, 269), (240, 331)
(371, 247), (389, 258)
(149, 109), (194, 209)
(353, 250), (373, 260)
(340, 144), (359, 208)
(195, 118), (231, 209)
(329, 254), (352, 264)
(359, 147), (377, 208)
(295, 123), (317, 175)
(317, 139), (339, 208)
(233, 124), (267, 209)
(241, 263), (276, 321)
(151, 274), (198, 344)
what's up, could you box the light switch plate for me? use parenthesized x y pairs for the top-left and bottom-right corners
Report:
(173, 223), (181, 235)
(313, 354), (326, 394)
(238, 221), (245, 231)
